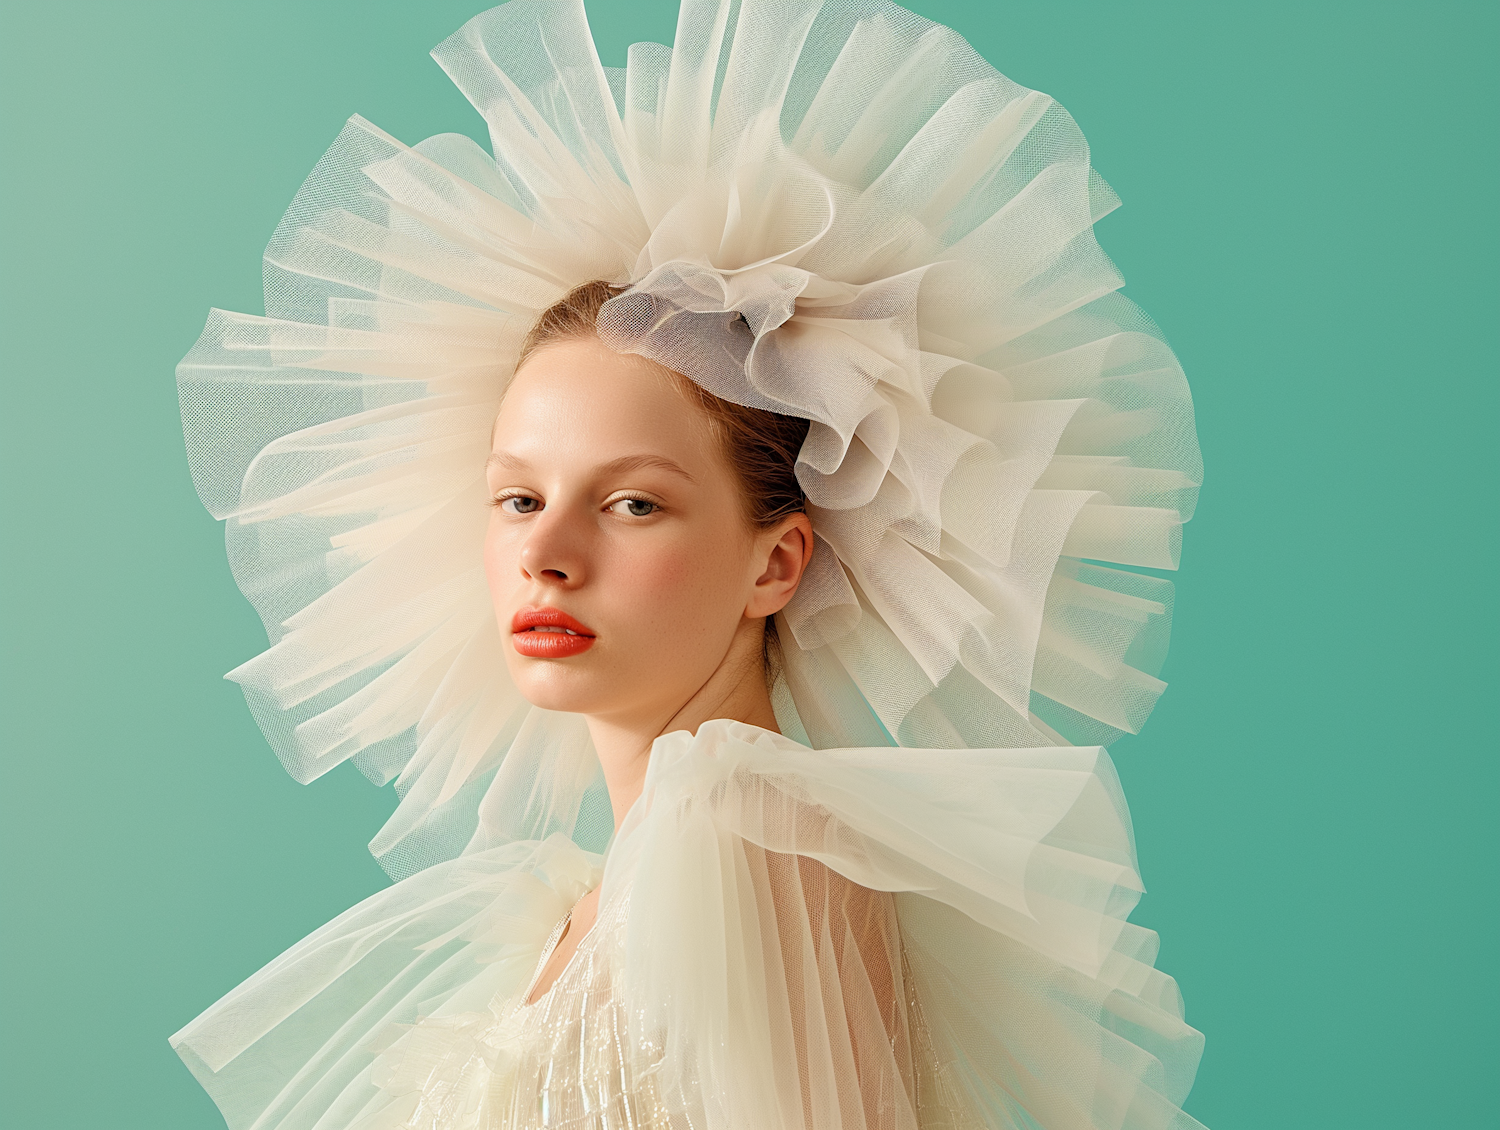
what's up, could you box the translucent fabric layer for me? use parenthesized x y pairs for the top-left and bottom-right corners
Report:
(171, 723), (1205, 1129)
(177, 0), (1200, 880)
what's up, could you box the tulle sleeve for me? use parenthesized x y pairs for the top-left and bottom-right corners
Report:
(608, 720), (1206, 1129)
(169, 720), (1203, 1129)
(168, 835), (601, 1130)
(755, 853), (929, 1127)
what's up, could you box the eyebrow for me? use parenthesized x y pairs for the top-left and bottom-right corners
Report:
(485, 451), (697, 483)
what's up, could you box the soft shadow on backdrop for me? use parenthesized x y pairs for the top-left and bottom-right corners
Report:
(1, 2), (1494, 1126)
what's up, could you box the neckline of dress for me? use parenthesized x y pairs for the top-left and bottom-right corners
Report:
(516, 721), (792, 1011)
(518, 906), (600, 1011)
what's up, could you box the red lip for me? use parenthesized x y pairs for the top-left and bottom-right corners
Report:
(510, 607), (596, 658)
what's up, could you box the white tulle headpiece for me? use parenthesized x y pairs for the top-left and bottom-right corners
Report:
(179, 0), (1200, 878)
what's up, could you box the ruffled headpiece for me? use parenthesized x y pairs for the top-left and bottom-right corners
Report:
(179, 0), (1200, 878)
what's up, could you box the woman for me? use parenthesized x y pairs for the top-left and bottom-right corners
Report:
(171, 1), (1205, 1127)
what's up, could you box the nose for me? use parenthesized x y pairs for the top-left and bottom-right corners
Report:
(517, 510), (585, 587)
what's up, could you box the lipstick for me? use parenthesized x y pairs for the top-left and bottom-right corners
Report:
(510, 607), (596, 658)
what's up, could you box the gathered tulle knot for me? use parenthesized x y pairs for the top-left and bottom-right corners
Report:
(600, 255), (908, 515)
(599, 250), (970, 654)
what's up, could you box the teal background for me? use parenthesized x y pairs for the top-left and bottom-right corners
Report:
(2, 0), (1494, 1125)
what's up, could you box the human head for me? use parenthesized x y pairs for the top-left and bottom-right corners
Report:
(484, 281), (814, 732)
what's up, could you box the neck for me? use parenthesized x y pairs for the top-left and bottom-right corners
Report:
(585, 616), (778, 831)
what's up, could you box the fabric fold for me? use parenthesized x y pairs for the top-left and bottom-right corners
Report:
(178, 0), (1200, 877)
(172, 2), (1207, 1125)
(173, 722), (1202, 1129)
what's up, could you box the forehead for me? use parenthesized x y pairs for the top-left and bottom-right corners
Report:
(491, 337), (719, 468)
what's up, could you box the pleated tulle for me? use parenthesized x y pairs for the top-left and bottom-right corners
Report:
(177, 0), (1198, 880)
(172, 723), (1205, 1129)
(172, 2), (1207, 1126)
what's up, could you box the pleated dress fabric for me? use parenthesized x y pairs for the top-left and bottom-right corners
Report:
(169, 1), (1206, 1127)
(175, 723), (1204, 1129)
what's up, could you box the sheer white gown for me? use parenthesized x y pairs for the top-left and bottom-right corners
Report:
(168, 0), (1208, 1124)
(173, 721), (1204, 1129)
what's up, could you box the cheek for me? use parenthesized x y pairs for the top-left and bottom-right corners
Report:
(482, 514), (518, 604)
(600, 531), (747, 639)
(602, 540), (694, 613)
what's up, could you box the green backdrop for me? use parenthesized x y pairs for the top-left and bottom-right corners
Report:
(2, 1), (1494, 1126)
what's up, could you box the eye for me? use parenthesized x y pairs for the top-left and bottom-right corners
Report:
(494, 493), (542, 515)
(607, 497), (659, 518)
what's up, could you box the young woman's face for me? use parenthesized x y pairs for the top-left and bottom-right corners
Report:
(485, 336), (773, 725)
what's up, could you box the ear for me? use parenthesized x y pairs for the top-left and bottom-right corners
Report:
(745, 513), (815, 619)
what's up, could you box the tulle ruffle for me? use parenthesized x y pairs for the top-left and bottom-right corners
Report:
(172, 835), (600, 1128)
(177, 0), (1199, 880)
(172, 722), (1204, 1129)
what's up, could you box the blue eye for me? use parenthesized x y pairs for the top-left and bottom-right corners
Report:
(498, 495), (542, 514)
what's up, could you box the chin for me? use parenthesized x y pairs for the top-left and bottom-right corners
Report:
(508, 663), (613, 716)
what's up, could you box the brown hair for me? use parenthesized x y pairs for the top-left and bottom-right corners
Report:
(518, 280), (811, 532)
(517, 280), (812, 673)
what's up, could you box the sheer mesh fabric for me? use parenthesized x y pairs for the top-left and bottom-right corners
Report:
(176, 0), (1199, 879)
(173, 723), (1205, 1128)
(169, 1), (1209, 1127)
(408, 857), (972, 1130)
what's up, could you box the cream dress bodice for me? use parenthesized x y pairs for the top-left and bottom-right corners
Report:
(176, 722), (1201, 1130)
(497, 887), (684, 1129)
(492, 863), (969, 1130)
